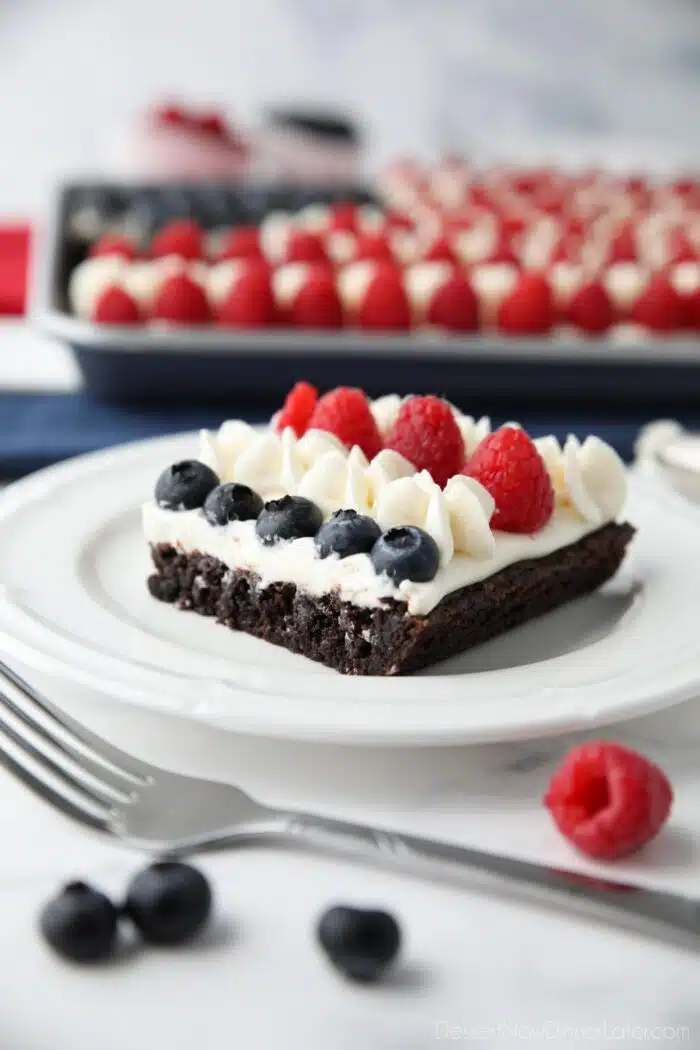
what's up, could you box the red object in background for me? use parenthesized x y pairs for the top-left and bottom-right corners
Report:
(0, 223), (31, 315)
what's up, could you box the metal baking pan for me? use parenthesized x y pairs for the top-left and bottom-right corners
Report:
(33, 181), (700, 408)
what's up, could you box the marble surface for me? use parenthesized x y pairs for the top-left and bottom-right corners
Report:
(0, 655), (698, 1049)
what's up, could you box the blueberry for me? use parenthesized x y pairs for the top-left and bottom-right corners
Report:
(203, 483), (263, 525)
(124, 861), (212, 946)
(317, 905), (401, 983)
(255, 495), (323, 546)
(40, 881), (118, 963)
(155, 460), (219, 511)
(315, 509), (382, 559)
(370, 526), (440, 584)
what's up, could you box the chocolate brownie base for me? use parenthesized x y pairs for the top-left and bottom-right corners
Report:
(147, 521), (634, 676)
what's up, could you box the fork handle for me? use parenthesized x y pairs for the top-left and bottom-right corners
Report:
(278, 812), (700, 951)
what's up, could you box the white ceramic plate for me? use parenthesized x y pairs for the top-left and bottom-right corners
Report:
(0, 433), (698, 745)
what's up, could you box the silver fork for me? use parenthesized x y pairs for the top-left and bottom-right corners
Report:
(0, 656), (697, 952)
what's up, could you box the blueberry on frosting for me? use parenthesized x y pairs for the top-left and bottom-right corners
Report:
(255, 495), (323, 546)
(155, 460), (219, 511)
(370, 526), (440, 584)
(315, 509), (382, 559)
(203, 483), (263, 526)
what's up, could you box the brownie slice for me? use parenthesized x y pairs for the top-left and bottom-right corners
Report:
(147, 522), (634, 676)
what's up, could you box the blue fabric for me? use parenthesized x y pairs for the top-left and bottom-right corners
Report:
(0, 392), (693, 478)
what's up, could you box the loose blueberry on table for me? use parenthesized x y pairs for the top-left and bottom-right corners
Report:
(40, 881), (119, 963)
(255, 495), (324, 545)
(315, 509), (382, 559)
(124, 861), (213, 946)
(203, 482), (264, 525)
(317, 905), (401, 983)
(155, 460), (219, 511)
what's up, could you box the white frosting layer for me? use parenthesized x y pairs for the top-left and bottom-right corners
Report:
(143, 501), (607, 615)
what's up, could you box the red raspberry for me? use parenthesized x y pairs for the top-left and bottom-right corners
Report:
(498, 212), (529, 239)
(150, 272), (210, 324)
(497, 273), (554, 334)
(89, 234), (137, 261)
(685, 285), (700, 330)
(327, 202), (358, 233)
(91, 285), (140, 325)
(215, 226), (263, 262)
(307, 387), (382, 460)
(565, 278), (615, 334)
(483, 232), (520, 267)
(197, 111), (227, 138)
(282, 231), (329, 265)
(419, 236), (458, 266)
(355, 267), (412, 331)
(666, 228), (697, 265)
(606, 221), (639, 264)
(279, 267), (343, 329)
(352, 233), (395, 264)
(216, 269), (276, 328)
(153, 104), (187, 128)
(550, 235), (583, 264)
(423, 273), (479, 332)
(463, 427), (554, 532)
(544, 742), (673, 860)
(150, 220), (204, 261)
(385, 396), (464, 487)
(629, 273), (685, 332)
(275, 381), (318, 436)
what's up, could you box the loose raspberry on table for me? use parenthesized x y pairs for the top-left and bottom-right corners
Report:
(385, 396), (464, 487)
(275, 382), (319, 436)
(462, 426), (554, 532)
(307, 387), (382, 460)
(544, 742), (673, 860)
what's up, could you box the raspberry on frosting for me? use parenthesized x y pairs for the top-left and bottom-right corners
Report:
(463, 426), (554, 533)
(385, 396), (465, 488)
(307, 387), (382, 460)
(275, 382), (319, 437)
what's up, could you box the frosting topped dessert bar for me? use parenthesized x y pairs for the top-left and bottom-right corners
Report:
(143, 384), (634, 675)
